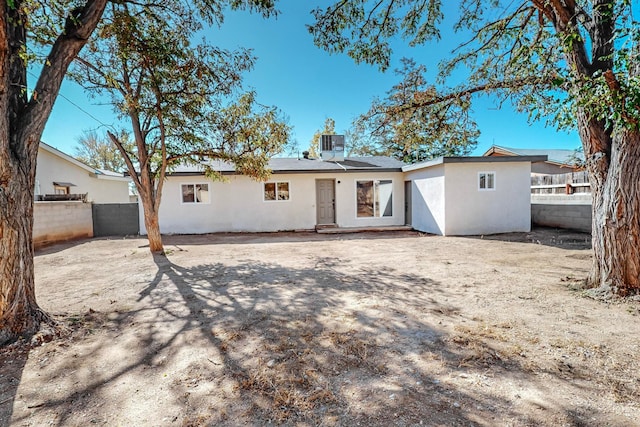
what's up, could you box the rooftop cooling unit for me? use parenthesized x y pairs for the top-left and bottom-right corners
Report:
(321, 134), (345, 162)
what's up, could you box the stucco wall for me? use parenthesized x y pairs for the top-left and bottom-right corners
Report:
(36, 147), (130, 203)
(141, 171), (405, 235)
(443, 162), (532, 235)
(403, 165), (446, 235)
(33, 202), (93, 248)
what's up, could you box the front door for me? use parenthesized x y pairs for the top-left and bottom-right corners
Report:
(316, 179), (335, 225)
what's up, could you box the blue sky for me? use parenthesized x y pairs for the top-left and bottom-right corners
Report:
(41, 2), (581, 159)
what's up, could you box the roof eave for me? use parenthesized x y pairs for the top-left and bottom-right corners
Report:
(94, 174), (132, 182)
(482, 145), (518, 157)
(168, 167), (404, 176)
(402, 155), (549, 172)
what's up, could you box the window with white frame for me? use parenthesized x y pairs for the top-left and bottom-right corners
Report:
(357, 180), (393, 217)
(264, 181), (290, 201)
(54, 185), (69, 195)
(181, 183), (210, 203)
(478, 172), (496, 190)
(53, 181), (75, 195)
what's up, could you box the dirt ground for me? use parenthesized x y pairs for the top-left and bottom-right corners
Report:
(1, 228), (639, 426)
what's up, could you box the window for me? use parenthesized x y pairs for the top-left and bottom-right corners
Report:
(54, 185), (69, 195)
(264, 181), (290, 201)
(357, 180), (393, 218)
(53, 181), (75, 195)
(181, 183), (209, 203)
(478, 172), (495, 190)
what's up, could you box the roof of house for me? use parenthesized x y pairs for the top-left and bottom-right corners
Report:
(482, 145), (582, 166)
(402, 155), (548, 172)
(172, 154), (548, 176)
(39, 142), (130, 181)
(170, 156), (407, 175)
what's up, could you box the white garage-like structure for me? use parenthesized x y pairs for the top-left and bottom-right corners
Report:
(402, 156), (546, 236)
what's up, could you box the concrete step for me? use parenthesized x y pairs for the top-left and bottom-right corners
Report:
(316, 225), (413, 234)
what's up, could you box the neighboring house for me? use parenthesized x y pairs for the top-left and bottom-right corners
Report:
(33, 142), (132, 248)
(36, 142), (131, 203)
(141, 141), (546, 237)
(483, 144), (582, 175)
(483, 145), (592, 233)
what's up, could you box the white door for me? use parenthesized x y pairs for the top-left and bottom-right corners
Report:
(316, 179), (335, 225)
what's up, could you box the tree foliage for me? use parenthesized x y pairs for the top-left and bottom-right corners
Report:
(308, 117), (336, 158)
(349, 58), (478, 162)
(309, 1), (639, 132)
(72, 1), (290, 252)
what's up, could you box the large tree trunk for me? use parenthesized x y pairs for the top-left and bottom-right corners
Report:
(0, 2), (48, 345)
(0, 139), (52, 345)
(108, 130), (165, 254)
(0, 0), (108, 344)
(139, 192), (164, 253)
(579, 107), (640, 295)
(586, 128), (640, 295)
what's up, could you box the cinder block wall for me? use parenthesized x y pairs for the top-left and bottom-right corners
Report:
(33, 202), (93, 249)
(531, 195), (592, 233)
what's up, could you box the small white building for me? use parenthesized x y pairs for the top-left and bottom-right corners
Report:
(403, 156), (546, 235)
(143, 150), (546, 237)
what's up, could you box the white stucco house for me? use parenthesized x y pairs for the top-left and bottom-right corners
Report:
(36, 142), (131, 203)
(142, 156), (407, 235)
(141, 144), (546, 236)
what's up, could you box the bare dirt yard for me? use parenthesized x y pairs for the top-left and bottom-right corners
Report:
(1, 228), (639, 426)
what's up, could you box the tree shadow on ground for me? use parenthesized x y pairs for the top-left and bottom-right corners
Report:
(0, 345), (29, 426)
(155, 230), (422, 248)
(34, 237), (95, 256)
(8, 238), (631, 426)
(133, 254), (490, 425)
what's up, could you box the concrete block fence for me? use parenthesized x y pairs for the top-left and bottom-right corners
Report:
(531, 194), (592, 233)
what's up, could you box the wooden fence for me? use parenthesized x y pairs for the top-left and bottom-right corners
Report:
(531, 171), (591, 194)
